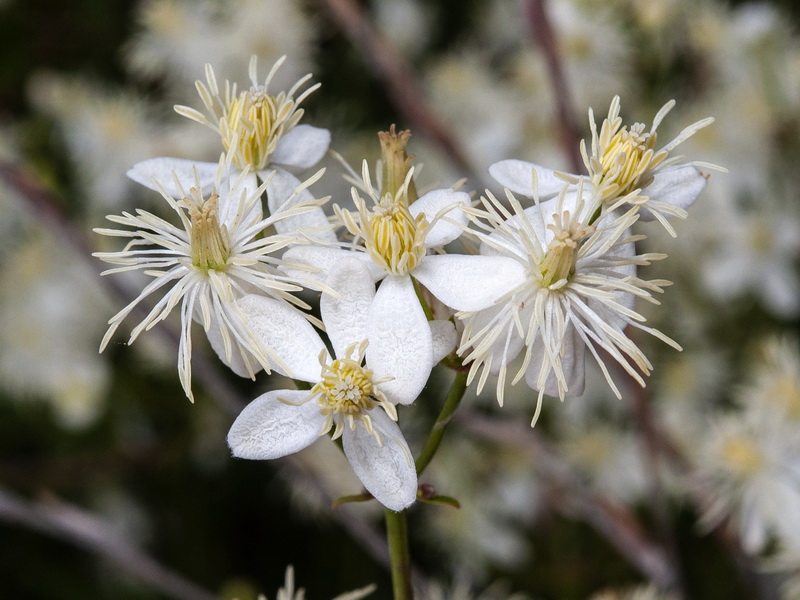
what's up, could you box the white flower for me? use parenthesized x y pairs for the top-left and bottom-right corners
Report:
(227, 259), (455, 511)
(490, 96), (715, 236)
(283, 129), (522, 387)
(127, 56), (335, 241)
(458, 185), (679, 424)
(95, 161), (326, 402)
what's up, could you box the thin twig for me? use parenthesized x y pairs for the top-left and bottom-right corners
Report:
(456, 410), (679, 590)
(0, 486), (218, 600)
(524, 0), (583, 173)
(313, 0), (476, 179)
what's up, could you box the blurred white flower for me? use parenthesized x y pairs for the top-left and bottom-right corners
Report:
(0, 232), (112, 428)
(258, 565), (374, 600)
(127, 0), (315, 93)
(697, 339), (800, 553)
(228, 258), (447, 511)
(95, 161), (326, 402)
(701, 202), (800, 319)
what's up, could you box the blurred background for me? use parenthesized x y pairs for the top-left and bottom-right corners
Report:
(2, 0), (800, 598)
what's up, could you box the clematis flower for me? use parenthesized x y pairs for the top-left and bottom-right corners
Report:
(127, 56), (334, 241)
(458, 183), (680, 424)
(227, 259), (455, 511)
(283, 127), (524, 388)
(94, 159), (328, 402)
(490, 96), (715, 236)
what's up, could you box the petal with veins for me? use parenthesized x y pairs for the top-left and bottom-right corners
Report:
(367, 275), (432, 405)
(343, 408), (417, 512)
(237, 294), (325, 383)
(413, 254), (527, 312)
(228, 390), (324, 460)
(127, 157), (220, 197)
(409, 189), (469, 247)
(489, 159), (568, 199)
(321, 259), (376, 359)
(270, 124), (331, 171)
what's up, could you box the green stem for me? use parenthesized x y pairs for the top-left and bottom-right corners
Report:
(411, 277), (434, 321)
(385, 509), (413, 600)
(414, 370), (469, 475)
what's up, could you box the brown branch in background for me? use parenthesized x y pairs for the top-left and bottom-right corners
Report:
(456, 411), (679, 590)
(626, 372), (688, 600)
(524, 0), (584, 174)
(606, 329), (774, 600)
(313, 0), (476, 179)
(0, 161), (425, 591)
(0, 486), (218, 600)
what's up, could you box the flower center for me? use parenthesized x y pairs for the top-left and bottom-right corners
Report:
(314, 357), (377, 416)
(596, 123), (664, 199)
(366, 196), (428, 276)
(186, 190), (231, 273)
(720, 436), (764, 476)
(539, 212), (594, 288)
(220, 87), (282, 171)
(308, 344), (397, 442)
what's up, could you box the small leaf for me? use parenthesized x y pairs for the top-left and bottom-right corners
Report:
(331, 492), (373, 509)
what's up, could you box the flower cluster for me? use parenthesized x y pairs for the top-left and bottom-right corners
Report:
(95, 58), (714, 509)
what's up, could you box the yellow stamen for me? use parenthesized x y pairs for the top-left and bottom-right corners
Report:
(539, 212), (594, 287)
(365, 196), (428, 276)
(187, 191), (230, 273)
(595, 122), (667, 199)
(219, 88), (285, 171)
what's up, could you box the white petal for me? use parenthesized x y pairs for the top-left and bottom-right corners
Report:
(640, 165), (707, 219)
(408, 189), (469, 247)
(264, 168), (337, 242)
(271, 124), (331, 171)
(413, 254), (527, 312)
(489, 159), (568, 199)
(281, 246), (384, 285)
(321, 258), (376, 359)
(342, 409), (417, 511)
(524, 325), (586, 397)
(430, 320), (457, 363)
(127, 157), (219, 197)
(367, 276), (433, 405)
(227, 390), (323, 460)
(237, 295), (325, 382)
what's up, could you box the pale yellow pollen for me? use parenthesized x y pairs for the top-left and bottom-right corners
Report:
(220, 87), (282, 171)
(315, 358), (376, 415)
(596, 123), (665, 199)
(721, 436), (764, 476)
(539, 212), (594, 287)
(366, 196), (428, 276)
(187, 192), (231, 273)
